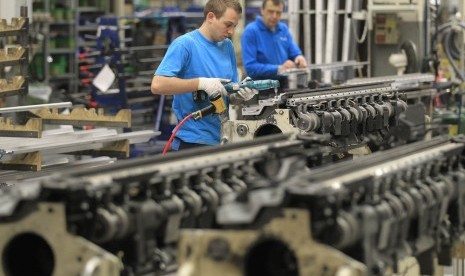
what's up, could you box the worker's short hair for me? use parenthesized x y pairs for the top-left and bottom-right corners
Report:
(204, 0), (243, 19)
(262, 0), (285, 9)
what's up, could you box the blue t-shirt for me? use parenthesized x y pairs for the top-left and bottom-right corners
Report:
(241, 17), (302, 80)
(155, 29), (238, 149)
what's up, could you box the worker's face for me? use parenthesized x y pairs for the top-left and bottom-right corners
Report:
(207, 7), (239, 42)
(261, 1), (283, 31)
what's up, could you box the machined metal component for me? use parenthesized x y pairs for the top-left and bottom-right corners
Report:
(0, 202), (121, 276)
(212, 135), (465, 275)
(222, 109), (298, 143)
(345, 73), (435, 87)
(223, 74), (435, 154)
(178, 209), (367, 276)
(1, 131), (463, 275)
(236, 123), (248, 137)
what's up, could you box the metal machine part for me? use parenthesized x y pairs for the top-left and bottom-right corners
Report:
(0, 133), (330, 275)
(345, 73), (434, 88)
(1, 129), (463, 275)
(0, 202), (121, 276)
(178, 209), (367, 276)
(189, 135), (465, 276)
(222, 73), (435, 152)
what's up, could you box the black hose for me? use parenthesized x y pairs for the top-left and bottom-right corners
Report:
(443, 31), (465, 81)
(433, 21), (465, 81)
(445, 30), (461, 59)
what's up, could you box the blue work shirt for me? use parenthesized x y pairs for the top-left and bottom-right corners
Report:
(155, 29), (238, 149)
(241, 16), (302, 80)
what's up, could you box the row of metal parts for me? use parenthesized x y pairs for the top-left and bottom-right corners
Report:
(87, 167), (254, 243)
(285, 140), (465, 275)
(316, 170), (463, 275)
(60, 159), (290, 273)
(84, 139), (465, 275)
(3, 134), (462, 275)
(291, 93), (408, 135)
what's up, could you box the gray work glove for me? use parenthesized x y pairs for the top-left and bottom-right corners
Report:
(198, 78), (229, 97)
(237, 77), (258, 101)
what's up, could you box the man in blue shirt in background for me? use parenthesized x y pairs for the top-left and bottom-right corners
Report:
(151, 0), (256, 151)
(241, 0), (307, 89)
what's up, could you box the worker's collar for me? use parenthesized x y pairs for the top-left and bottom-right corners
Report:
(256, 16), (282, 33)
(196, 29), (225, 46)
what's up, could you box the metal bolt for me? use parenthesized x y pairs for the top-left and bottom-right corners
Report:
(236, 124), (248, 137)
(207, 237), (230, 261)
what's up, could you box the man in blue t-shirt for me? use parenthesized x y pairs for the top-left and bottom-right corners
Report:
(152, 0), (256, 151)
(241, 0), (307, 89)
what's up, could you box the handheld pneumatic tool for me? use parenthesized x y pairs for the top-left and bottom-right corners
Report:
(192, 79), (281, 121)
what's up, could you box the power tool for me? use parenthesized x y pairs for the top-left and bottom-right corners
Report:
(194, 79), (280, 103)
(192, 79), (280, 121)
(223, 79), (280, 93)
(225, 79), (280, 104)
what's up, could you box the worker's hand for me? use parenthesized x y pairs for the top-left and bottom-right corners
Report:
(294, 55), (308, 68)
(198, 78), (229, 97)
(237, 77), (258, 101)
(278, 60), (297, 74)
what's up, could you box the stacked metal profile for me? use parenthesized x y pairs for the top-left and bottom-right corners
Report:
(0, 103), (158, 172)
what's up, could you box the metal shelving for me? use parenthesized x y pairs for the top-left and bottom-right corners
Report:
(31, 0), (77, 95)
(0, 8), (29, 107)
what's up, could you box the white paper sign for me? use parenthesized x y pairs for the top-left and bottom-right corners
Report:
(92, 64), (116, 93)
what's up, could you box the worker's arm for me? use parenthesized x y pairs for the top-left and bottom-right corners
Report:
(151, 75), (228, 97)
(151, 75), (199, 95)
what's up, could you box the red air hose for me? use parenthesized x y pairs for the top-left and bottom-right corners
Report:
(161, 113), (193, 156)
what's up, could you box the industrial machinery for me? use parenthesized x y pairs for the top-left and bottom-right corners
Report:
(0, 133), (330, 276)
(1, 130), (464, 275)
(222, 73), (436, 154)
(178, 134), (465, 276)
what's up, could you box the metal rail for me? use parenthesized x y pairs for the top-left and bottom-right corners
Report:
(0, 102), (73, 114)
